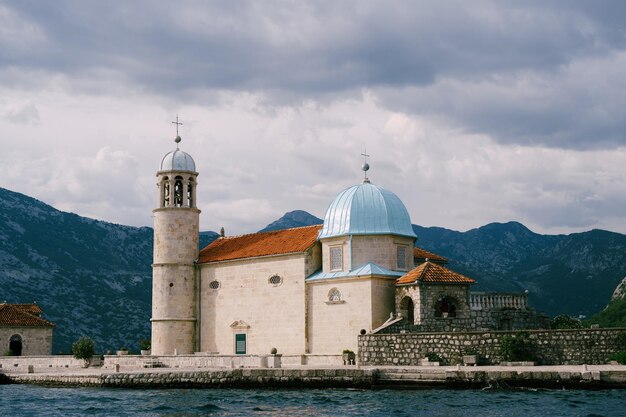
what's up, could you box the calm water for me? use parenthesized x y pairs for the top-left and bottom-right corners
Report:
(1, 385), (624, 417)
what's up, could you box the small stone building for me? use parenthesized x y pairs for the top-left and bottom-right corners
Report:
(0, 303), (54, 356)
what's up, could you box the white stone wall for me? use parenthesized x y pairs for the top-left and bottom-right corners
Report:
(0, 327), (53, 356)
(306, 276), (395, 355)
(198, 253), (308, 356)
(152, 206), (199, 356)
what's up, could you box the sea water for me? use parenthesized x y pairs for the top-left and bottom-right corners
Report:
(2, 385), (624, 416)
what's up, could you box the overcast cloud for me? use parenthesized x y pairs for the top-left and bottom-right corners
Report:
(1, 1), (626, 235)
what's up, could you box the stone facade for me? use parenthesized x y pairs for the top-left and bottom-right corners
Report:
(0, 327), (53, 356)
(358, 328), (626, 366)
(198, 252), (313, 356)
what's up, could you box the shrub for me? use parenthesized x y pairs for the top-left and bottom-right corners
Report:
(426, 352), (442, 363)
(139, 339), (151, 351)
(4, 350), (13, 356)
(609, 351), (626, 364)
(551, 315), (583, 329)
(72, 337), (95, 364)
(500, 332), (536, 362)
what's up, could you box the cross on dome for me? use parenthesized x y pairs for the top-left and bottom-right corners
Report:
(361, 148), (370, 183)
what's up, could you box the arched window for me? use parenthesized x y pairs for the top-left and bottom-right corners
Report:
(187, 178), (194, 208)
(174, 176), (183, 207)
(9, 334), (22, 356)
(162, 177), (170, 207)
(328, 288), (342, 303)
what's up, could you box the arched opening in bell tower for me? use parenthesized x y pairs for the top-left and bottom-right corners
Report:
(162, 177), (170, 207)
(187, 178), (194, 208)
(174, 176), (184, 207)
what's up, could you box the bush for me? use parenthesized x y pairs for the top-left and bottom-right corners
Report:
(139, 339), (151, 351)
(500, 332), (536, 362)
(72, 337), (95, 363)
(551, 315), (583, 329)
(609, 351), (626, 364)
(426, 352), (442, 363)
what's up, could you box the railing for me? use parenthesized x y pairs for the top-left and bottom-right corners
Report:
(470, 291), (528, 311)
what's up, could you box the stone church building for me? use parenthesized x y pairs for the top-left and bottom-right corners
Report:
(151, 135), (547, 359)
(0, 303), (54, 356)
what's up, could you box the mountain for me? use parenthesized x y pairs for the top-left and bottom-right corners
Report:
(586, 277), (626, 328)
(2, 188), (625, 353)
(0, 187), (219, 354)
(259, 210), (323, 232)
(412, 222), (626, 318)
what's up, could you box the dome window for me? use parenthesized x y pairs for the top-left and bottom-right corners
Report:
(268, 275), (283, 286)
(330, 246), (343, 271)
(396, 245), (408, 270)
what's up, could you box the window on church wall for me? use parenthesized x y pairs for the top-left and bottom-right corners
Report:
(209, 280), (221, 290)
(268, 275), (283, 286)
(328, 288), (342, 303)
(396, 245), (407, 270)
(174, 176), (183, 207)
(330, 246), (342, 271)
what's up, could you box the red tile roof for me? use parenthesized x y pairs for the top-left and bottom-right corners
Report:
(413, 247), (447, 263)
(0, 304), (55, 327)
(396, 261), (475, 285)
(12, 303), (43, 316)
(198, 225), (322, 263)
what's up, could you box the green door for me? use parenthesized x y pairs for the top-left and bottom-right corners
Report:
(235, 333), (246, 355)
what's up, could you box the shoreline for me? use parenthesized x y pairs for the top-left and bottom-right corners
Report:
(2, 365), (626, 390)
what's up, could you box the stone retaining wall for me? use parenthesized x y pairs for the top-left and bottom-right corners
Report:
(0, 355), (101, 370)
(5, 368), (374, 388)
(358, 328), (626, 366)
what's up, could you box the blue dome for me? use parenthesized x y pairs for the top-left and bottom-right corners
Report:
(319, 181), (416, 239)
(160, 149), (196, 172)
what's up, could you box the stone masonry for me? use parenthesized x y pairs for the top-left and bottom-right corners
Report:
(358, 328), (626, 366)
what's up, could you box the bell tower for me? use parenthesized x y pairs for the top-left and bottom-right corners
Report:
(151, 123), (200, 355)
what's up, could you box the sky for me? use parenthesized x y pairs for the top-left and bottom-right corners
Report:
(2, 0), (626, 236)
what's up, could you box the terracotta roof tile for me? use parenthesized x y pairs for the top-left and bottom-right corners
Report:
(198, 225), (322, 263)
(396, 261), (475, 285)
(413, 247), (447, 263)
(0, 304), (55, 327)
(12, 303), (43, 316)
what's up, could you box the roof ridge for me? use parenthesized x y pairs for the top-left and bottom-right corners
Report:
(218, 224), (323, 240)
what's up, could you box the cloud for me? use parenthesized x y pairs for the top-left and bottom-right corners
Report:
(2, 1), (626, 236)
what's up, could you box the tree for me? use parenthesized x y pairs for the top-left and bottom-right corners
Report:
(72, 336), (95, 367)
(551, 315), (583, 329)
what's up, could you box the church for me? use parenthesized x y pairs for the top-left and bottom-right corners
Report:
(151, 134), (547, 360)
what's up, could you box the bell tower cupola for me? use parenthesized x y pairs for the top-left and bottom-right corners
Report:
(151, 118), (201, 356)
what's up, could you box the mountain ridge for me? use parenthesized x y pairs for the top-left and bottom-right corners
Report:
(2, 187), (625, 353)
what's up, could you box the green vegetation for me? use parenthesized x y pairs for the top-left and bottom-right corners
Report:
(500, 332), (536, 362)
(139, 339), (151, 351)
(72, 336), (95, 364)
(426, 352), (443, 363)
(551, 315), (583, 329)
(585, 298), (626, 328)
(609, 351), (626, 364)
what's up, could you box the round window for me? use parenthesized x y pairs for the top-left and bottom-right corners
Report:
(268, 275), (283, 286)
(328, 288), (342, 302)
(209, 280), (221, 290)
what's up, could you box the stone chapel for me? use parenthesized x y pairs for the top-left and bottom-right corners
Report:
(151, 134), (548, 360)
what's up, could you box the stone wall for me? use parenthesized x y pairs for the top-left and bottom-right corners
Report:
(0, 355), (101, 370)
(0, 327), (53, 356)
(358, 328), (626, 366)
